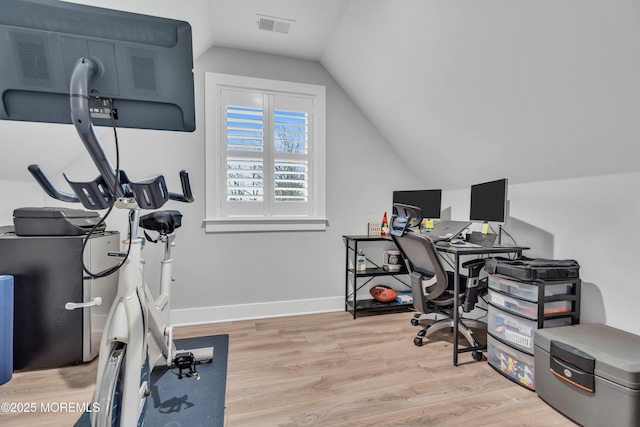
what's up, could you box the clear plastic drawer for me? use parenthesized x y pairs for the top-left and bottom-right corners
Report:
(488, 306), (572, 353)
(488, 275), (572, 302)
(487, 289), (571, 320)
(487, 335), (535, 390)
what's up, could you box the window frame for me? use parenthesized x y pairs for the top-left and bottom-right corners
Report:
(204, 72), (327, 233)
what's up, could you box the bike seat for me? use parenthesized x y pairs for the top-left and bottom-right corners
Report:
(139, 210), (182, 234)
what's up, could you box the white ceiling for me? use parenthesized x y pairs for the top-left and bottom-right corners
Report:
(4, 0), (640, 189)
(321, 1), (640, 189)
(65, 0), (351, 61)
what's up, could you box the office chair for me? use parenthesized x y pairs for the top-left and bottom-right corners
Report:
(390, 204), (488, 360)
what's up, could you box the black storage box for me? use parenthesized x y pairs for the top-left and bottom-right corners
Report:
(534, 324), (640, 427)
(13, 207), (104, 236)
(485, 256), (580, 281)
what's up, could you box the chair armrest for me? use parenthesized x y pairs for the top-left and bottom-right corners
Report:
(461, 258), (486, 268)
(461, 258), (486, 278)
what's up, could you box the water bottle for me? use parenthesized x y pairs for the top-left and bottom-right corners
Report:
(356, 250), (366, 271)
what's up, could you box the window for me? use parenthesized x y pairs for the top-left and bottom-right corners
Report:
(204, 73), (326, 232)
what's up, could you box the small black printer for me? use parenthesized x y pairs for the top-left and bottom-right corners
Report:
(13, 207), (105, 236)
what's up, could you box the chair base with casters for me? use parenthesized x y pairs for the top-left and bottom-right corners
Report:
(409, 261), (489, 361)
(411, 314), (487, 361)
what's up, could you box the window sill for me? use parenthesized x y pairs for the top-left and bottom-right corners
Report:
(203, 217), (328, 233)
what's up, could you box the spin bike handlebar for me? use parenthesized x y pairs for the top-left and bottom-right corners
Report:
(28, 58), (194, 210)
(28, 164), (80, 203)
(29, 164), (194, 209)
(172, 170), (194, 203)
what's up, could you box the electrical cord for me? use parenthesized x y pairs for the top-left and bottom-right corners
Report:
(499, 226), (518, 246)
(460, 294), (489, 322)
(81, 99), (133, 279)
(498, 226), (520, 259)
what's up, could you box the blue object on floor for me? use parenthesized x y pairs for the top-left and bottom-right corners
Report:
(75, 334), (228, 426)
(0, 275), (13, 385)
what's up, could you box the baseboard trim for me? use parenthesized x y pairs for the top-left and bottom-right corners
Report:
(170, 296), (344, 326)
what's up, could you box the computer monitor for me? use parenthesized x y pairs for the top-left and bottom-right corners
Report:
(0, 0), (195, 132)
(469, 178), (509, 224)
(392, 189), (442, 220)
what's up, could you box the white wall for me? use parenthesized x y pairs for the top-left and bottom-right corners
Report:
(443, 171), (640, 335)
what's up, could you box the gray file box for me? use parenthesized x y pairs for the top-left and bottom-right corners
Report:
(534, 324), (640, 427)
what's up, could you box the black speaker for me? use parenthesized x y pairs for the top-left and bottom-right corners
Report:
(11, 31), (54, 88)
(127, 47), (160, 97)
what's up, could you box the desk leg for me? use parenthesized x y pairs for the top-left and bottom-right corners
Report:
(353, 240), (358, 319)
(344, 237), (350, 317)
(452, 253), (460, 366)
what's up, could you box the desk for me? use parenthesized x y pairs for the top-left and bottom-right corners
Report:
(434, 243), (529, 366)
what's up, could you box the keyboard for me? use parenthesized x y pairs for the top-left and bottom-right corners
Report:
(448, 241), (482, 248)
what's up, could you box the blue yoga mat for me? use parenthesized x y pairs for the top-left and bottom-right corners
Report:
(0, 275), (13, 385)
(76, 334), (228, 427)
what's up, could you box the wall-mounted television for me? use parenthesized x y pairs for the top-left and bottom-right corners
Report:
(0, 0), (196, 132)
(392, 189), (442, 220)
(469, 178), (509, 224)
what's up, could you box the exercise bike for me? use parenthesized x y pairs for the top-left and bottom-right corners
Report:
(28, 58), (214, 426)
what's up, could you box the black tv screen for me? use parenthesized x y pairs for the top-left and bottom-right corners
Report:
(0, 0), (195, 132)
(469, 178), (508, 223)
(393, 189), (442, 220)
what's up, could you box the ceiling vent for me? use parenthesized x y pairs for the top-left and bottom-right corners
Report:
(256, 14), (295, 35)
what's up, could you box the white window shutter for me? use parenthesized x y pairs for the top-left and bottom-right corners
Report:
(221, 90), (266, 216)
(205, 72), (326, 232)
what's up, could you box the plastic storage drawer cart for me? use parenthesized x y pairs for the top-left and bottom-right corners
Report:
(487, 274), (580, 390)
(487, 335), (536, 389)
(535, 324), (640, 427)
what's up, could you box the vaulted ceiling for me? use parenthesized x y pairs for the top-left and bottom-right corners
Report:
(322, 1), (640, 188)
(4, 0), (639, 189)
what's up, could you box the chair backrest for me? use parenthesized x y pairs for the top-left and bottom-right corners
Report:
(393, 232), (449, 299)
(390, 204), (449, 306)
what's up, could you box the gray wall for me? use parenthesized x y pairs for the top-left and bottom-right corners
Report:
(172, 46), (421, 322)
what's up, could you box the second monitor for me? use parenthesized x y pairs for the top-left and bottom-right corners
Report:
(468, 178), (509, 246)
(469, 178), (508, 225)
(392, 189), (442, 220)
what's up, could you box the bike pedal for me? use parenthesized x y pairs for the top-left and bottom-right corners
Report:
(173, 351), (199, 380)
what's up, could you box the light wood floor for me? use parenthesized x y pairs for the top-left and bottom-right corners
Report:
(0, 311), (577, 427)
